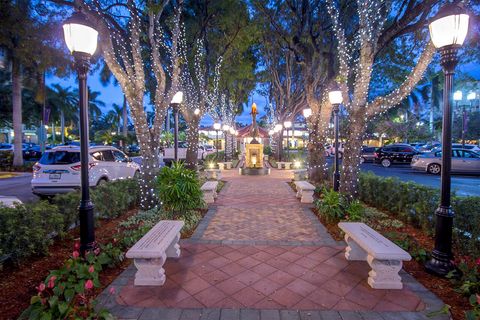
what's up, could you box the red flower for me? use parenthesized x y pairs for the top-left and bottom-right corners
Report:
(47, 276), (56, 289)
(476, 294), (480, 305)
(37, 282), (46, 293)
(476, 258), (480, 266)
(72, 251), (80, 259)
(109, 287), (116, 295)
(85, 279), (94, 290)
(74, 240), (80, 251)
(88, 265), (95, 273)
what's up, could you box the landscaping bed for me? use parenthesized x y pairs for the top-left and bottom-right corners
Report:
(308, 173), (480, 320)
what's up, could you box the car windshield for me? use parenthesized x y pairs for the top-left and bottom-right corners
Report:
(39, 151), (80, 165)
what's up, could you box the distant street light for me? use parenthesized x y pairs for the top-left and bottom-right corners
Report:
(284, 121), (292, 160)
(171, 91), (183, 162)
(425, 3), (470, 277)
(303, 108), (312, 118)
(222, 124), (230, 162)
(329, 84), (343, 192)
(213, 122), (221, 162)
(63, 11), (98, 256)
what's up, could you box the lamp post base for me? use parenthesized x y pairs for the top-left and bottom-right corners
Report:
(79, 200), (98, 256)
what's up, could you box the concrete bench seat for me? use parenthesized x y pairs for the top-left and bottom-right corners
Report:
(338, 222), (412, 289)
(201, 181), (219, 204)
(126, 220), (184, 286)
(293, 169), (307, 181)
(218, 162), (232, 170)
(293, 180), (315, 203)
(205, 168), (222, 180)
(277, 162), (292, 169)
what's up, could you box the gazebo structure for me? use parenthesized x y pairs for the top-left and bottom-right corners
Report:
(236, 123), (270, 154)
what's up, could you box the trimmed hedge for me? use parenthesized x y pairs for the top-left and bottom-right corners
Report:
(0, 179), (139, 264)
(358, 172), (480, 256)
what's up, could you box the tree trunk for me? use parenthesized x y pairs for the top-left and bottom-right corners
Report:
(185, 117), (200, 170)
(339, 111), (366, 197)
(276, 134), (283, 161)
(12, 57), (23, 167)
(308, 121), (328, 183)
(122, 95), (128, 137)
(61, 110), (65, 144)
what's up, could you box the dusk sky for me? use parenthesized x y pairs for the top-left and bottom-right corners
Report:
(46, 61), (479, 127)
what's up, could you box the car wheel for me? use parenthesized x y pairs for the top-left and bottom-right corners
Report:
(381, 158), (391, 167)
(427, 163), (441, 175)
(360, 157), (365, 164)
(133, 170), (140, 179)
(97, 178), (108, 186)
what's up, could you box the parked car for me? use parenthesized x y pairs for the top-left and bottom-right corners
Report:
(31, 145), (140, 197)
(328, 142), (345, 158)
(162, 142), (205, 165)
(0, 143), (45, 160)
(452, 143), (480, 153)
(411, 149), (480, 174)
(360, 146), (377, 163)
(374, 144), (420, 167)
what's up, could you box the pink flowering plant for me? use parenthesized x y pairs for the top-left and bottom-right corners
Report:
(448, 256), (480, 319)
(19, 241), (116, 320)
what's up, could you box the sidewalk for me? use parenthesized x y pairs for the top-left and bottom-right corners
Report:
(97, 169), (448, 320)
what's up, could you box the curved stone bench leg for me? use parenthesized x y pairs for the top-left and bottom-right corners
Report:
(367, 255), (403, 289)
(344, 234), (368, 261)
(300, 190), (314, 203)
(133, 254), (166, 286)
(166, 233), (181, 258)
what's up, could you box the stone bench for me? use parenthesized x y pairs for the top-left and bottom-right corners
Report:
(293, 169), (308, 181)
(218, 162), (232, 170)
(338, 222), (412, 290)
(277, 162), (292, 169)
(201, 181), (219, 204)
(205, 168), (222, 180)
(293, 181), (315, 203)
(126, 220), (184, 286)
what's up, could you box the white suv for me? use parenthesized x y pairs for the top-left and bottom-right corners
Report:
(31, 145), (140, 197)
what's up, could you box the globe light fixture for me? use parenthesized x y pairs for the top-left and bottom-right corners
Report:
(467, 92), (476, 101)
(62, 11), (98, 256)
(222, 124), (230, 131)
(63, 12), (98, 56)
(171, 91), (183, 104)
(328, 89), (343, 105)
(425, 2), (470, 277)
(194, 108), (200, 115)
(283, 121), (292, 128)
(453, 90), (462, 101)
(303, 108), (312, 118)
(274, 124), (283, 132)
(213, 122), (221, 130)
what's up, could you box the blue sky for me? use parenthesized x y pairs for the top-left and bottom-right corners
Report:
(47, 61), (479, 127)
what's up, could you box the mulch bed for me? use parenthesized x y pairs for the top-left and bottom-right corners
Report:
(0, 205), (209, 320)
(311, 207), (470, 320)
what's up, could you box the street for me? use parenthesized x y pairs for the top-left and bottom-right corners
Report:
(0, 161), (479, 204)
(360, 162), (480, 197)
(0, 173), (38, 203)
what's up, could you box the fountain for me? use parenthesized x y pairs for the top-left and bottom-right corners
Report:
(240, 103), (270, 175)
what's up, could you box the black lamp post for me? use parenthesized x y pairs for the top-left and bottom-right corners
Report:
(284, 121), (292, 161)
(425, 3), (470, 277)
(222, 124), (230, 162)
(171, 91), (183, 163)
(63, 12), (99, 255)
(213, 122), (221, 162)
(329, 85), (343, 192)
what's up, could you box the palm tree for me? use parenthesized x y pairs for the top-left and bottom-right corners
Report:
(47, 84), (78, 144)
(73, 87), (104, 121)
(111, 103), (123, 134)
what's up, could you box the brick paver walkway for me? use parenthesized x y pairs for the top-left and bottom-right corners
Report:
(202, 171), (320, 242)
(97, 168), (448, 320)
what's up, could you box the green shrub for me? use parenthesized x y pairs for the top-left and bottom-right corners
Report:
(263, 145), (273, 156)
(359, 172), (480, 257)
(204, 151), (225, 164)
(314, 188), (346, 223)
(156, 162), (204, 216)
(0, 202), (63, 263)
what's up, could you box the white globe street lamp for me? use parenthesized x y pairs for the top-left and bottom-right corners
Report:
(62, 11), (99, 255)
(302, 108), (312, 118)
(425, 2), (470, 277)
(329, 83), (343, 191)
(171, 91), (183, 162)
